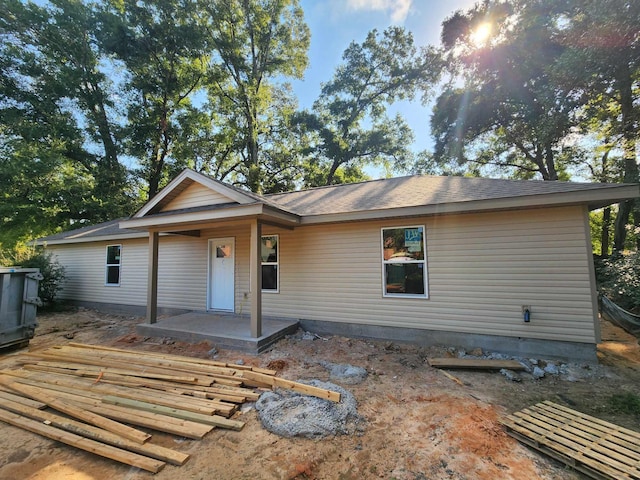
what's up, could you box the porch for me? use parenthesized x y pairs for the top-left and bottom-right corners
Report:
(136, 312), (299, 353)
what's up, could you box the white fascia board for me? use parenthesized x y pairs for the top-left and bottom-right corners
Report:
(134, 169), (258, 218)
(298, 186), (640, 225)
(121, 203), (265, 230)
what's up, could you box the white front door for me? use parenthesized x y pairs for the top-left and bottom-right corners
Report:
(209, 238), (235, 311)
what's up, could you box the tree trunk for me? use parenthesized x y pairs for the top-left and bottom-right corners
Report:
(601, 206), (611, 257)
(613, 62), (639, 252)
(245, 106), (261, 194)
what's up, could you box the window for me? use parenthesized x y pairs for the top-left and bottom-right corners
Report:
(261, 235), (279, 292)
(105, 245), (122, 286)
(381, 226), (427, 297)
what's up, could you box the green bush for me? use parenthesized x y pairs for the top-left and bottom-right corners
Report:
(595, 252), (640, 313)
(1, 246), (66, 307)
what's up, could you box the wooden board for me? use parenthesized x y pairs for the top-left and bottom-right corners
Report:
(501, 401), (640, 480)
(0, 397), (189, 466)
(428, 358), (526, 370)
(240, 370), (341, 402)
(0, 408), (165, 473)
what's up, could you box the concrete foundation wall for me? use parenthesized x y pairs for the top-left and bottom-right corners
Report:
(298, 319), (598, 363)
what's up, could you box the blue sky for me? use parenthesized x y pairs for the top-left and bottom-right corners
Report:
(290, 0), (477, 168)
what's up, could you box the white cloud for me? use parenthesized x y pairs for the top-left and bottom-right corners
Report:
(346, 0), (413, 24)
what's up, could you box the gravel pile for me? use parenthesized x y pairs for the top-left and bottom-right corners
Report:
(255, 380), (363, 439)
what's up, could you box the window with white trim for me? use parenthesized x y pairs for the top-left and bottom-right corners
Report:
(261, 235), (279, 292)
(105, 244), (122, 286)
(381, 226), (427, 297)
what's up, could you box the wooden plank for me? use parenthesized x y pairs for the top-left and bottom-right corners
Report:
(0, 389), (47, 409)
(0, 408), (165, 473)
(240, 370), (341, 402)
(428, 358), (526, 370)
(20, 352), (219, 386)
(102, 396), (245, 431)
(6, 371), (215, 439)
(60, 395), (214, 439)
(0, 397), (189, 466)
(22, 365), (252, 404)
(67, 342), (279, 375)
(27, 361), (200, 384)
(0, 378), (151, 444)
(501, 402), (640, 480)
(6, 369), (232, 416)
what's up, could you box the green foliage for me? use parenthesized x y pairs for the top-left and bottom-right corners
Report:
(434, 1), (582, 181)
(0, 247), (66, 306)
(595, 252), (640, 313)
(606, 392), (640, 416)
(202, 0), (310, 193)
(297, 27), (442, 186)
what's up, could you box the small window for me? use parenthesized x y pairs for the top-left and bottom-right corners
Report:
(105, 245), (121, 286)
(381, 226), (427, 297)
(261, 235), (278, 292)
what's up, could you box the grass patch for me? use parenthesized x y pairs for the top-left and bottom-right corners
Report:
(607, 392), (640, 416)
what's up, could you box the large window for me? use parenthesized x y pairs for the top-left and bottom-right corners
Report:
(381, 226), (427, 297)
(105, 244), (122, 286)
(261, 235), (279, 292)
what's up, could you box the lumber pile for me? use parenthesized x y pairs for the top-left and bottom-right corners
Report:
(0, 342), (341, 473)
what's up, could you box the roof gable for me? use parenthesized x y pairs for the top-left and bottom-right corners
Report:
(134, 169), (260, 218)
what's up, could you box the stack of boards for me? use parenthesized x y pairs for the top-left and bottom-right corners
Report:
(0, 343), (341, 473)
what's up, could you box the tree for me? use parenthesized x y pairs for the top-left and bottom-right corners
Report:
(297, 27), (442, 186)
(201, 0), (310, 193)
(548, 0), (640, 251)
(0, 0), (134, 249)
(96, 0), (209, 199)
(433, 1), (585, 181)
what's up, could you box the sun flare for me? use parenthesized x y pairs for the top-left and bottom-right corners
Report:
(470, 22), (492, 47)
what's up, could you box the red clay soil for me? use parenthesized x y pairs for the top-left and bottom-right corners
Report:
(0, 309), (638, 479)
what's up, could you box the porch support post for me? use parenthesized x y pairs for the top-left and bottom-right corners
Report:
(147, 230), (159, 324)
(250, 219), (262, 338)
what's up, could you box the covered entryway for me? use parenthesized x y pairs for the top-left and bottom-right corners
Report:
(208, 237), (235, 312)
(119, 169), (301, 341)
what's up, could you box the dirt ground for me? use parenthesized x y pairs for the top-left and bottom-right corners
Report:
(0, 308), (638, 480)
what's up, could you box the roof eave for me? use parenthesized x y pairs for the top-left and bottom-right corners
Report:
(36, 232), (149, 246)
(298, 186), (640, 225)
(121, 203), (301, 231)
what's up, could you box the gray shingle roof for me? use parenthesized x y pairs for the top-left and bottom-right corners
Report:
(265, 175), (629, 215)
(39, 174), (638, 243)
(38, 218), (142, 243)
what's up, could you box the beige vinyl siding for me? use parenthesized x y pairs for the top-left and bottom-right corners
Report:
(49, 239), (148, 306)
(49, 236), (207, 310)
(261, 205), (597, 344)
(160, 182), (234, 211)
(49, 204), (597, 345)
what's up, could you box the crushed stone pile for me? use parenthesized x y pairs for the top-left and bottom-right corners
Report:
(255, 380), (363, 439)
(319, 361), (368, 384)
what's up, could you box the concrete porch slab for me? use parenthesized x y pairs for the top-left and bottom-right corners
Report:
(136, 312), (299, 353)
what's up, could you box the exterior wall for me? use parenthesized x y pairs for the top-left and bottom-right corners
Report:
(49, 225), (250, 313)
(262, 205), (598, 344)
(161, 182), (233, 211)
(49, 204), (598, 345)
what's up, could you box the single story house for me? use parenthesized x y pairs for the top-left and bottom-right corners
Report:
(39, 169), (639, 360)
